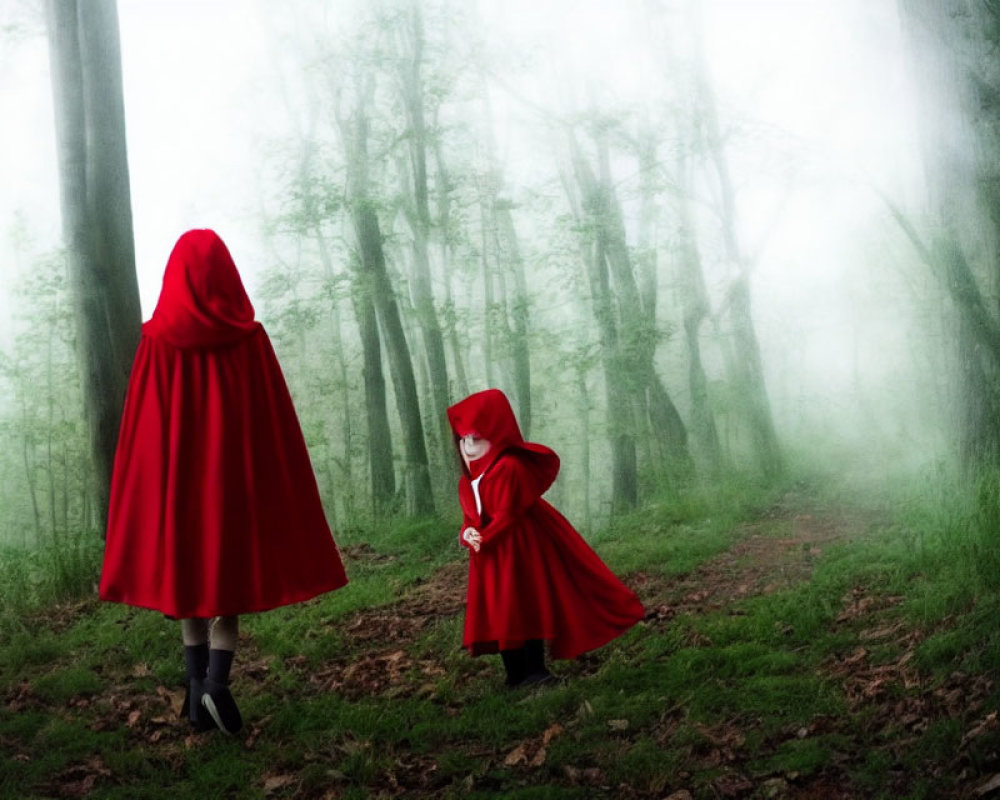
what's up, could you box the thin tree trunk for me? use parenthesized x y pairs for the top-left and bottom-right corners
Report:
(561, 140), (639, 512)
(695, 48), (783, 479)
(21, 416), (42, 544)
(396, 1), (452, 474)
(318, 226), (395, 517)
(494, 201), (532, 437)
(357, 202), (435, 515)
(673, 138), (722, 474)
(330, 301), (357, 524)
(575, 365), (593, 534)
(46, 328), (58, 541)
(431, 120), (470, 400)
(337, 74), (435, 516)
(479, 191), (497, 387)
(478, 81), (532, 433)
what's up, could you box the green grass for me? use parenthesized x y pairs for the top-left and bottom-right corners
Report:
(1, 469), (999, 798)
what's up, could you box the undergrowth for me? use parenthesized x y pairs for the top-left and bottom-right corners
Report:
(1, 466), (1000, 798)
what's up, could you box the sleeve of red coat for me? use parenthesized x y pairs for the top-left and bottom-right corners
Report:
(476, 455), (541, 552)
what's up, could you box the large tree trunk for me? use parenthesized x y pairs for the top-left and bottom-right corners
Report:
(896, 0), (1000, 471)
(45, 0), (141, 534)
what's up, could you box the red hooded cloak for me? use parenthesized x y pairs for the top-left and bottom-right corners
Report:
(100, 229), (348, 618)
(447, 389), (644, 659)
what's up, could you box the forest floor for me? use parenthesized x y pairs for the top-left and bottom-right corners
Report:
(2, 487), (1000, 799)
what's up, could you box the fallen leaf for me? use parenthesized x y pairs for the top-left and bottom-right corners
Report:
(263, 773), (298, 794)
(607, 719), (629, 731)
(529, 745), (547, 767)
(504, 743), (528, 767)
(542, 723), (564, 744)
(976, 773), (1000, 796)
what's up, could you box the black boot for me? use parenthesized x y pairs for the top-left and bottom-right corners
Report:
(181, 643), (213, 732)
(500, 647), (528, 687)
(520, 639), (554, 687)
(201, 649), (243, 735)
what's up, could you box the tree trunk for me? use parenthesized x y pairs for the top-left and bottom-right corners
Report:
(672, 137), (723, 474)
(313, 212), (394, 517)
(695, 50), (783, 479)
(431, 117), (470, 400)
(493, 201), (533, 437)
(479, 191), (498, 387)
(395, 1), (452, 474)
(356, 201), (435, 515)
(334, 68), (436, 517)
(345, 246), (396, 518)
(574, 365), (593, 534)
(564, 127), (693, 506)
(477, 83), (532, 429)
(561, 138), (639, 513)
(44, 0), (141, 534)
(896, 0), (1000, 471)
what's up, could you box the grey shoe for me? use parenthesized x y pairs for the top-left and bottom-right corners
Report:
(201, 678), (243, 735)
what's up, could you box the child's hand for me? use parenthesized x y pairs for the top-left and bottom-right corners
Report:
(462, 527), (482, 553)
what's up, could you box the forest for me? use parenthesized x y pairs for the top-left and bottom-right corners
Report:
(2, 0), (1000, 798)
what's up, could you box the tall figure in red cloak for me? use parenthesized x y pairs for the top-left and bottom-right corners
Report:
(100, 229), (348, 734)
(447, 388), (644, 687)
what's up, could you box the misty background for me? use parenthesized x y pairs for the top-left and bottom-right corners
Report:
(0, 0), (950, 545)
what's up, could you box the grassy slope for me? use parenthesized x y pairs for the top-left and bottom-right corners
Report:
(1, 474), (999, 799)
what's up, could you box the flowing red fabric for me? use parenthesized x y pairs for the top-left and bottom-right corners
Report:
(448, 389), (644, 659)
(100, 229), (348, 618)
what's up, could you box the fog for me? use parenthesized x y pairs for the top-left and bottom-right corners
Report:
(0, 0), (947, 538)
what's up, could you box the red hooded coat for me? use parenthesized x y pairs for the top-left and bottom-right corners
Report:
(447, 389), (644, 659)
(100, 229), (348, 618)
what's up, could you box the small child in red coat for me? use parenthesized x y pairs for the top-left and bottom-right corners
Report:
(447, 388), (644, 686)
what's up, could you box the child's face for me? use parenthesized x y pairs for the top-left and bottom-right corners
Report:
(460, 434), (491, 465)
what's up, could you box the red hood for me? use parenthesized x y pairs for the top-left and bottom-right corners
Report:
(447, 388), (559, 489)
(143, 229), (261, 348)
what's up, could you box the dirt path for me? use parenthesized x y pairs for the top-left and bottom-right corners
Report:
(291, 494), (879, 705)
(636, 495), (875, 623)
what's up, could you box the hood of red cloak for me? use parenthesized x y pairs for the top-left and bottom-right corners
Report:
(447, 388), (559, 489)
(143, 229), (261, 348)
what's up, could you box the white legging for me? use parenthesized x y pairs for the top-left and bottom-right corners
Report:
(180, 616), (239, 652)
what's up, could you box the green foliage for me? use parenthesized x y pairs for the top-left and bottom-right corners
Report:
(0, 535), (101, 634)
(3, 472), (1000, 797)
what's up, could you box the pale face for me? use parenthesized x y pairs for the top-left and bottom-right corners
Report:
(460, 434), (491, 466)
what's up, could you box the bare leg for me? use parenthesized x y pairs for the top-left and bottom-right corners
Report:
(209, 615), (239, 652)
(181, 617), (209, 646)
